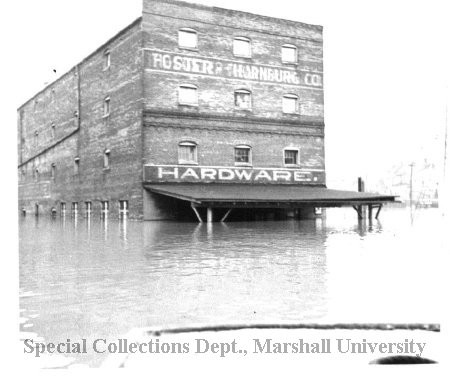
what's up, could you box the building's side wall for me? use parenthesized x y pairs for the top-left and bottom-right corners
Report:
(18, 19), (144, 219)
(141, 0), (324, 220)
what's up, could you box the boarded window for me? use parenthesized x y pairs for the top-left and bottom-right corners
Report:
(178, 142), (197, 164)
(282, 94), (298, 113)
(178, 29), (197, 49)
(234, 89), (251, 110)
(233, 37), (251, 57)
(282, 44), (297, 63)
(178, 84), (198, 105)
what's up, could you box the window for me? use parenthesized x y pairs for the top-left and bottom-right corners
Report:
(34, 131), (39, 146)
(178, 28), (198, 49)
(71, 202), (78, 215)
(284, 149), (299, 166)
(51, 163), (56, 180)
(178, 141), (198, 164)
(104, 50), (111, 69)
(233, 37), (251, 58)
(282, 94), (298, 114)
(60, 202), (66, 216)
(34, 168), (39, 182)
(85, 201), (92, 215)
(103, 149), (110, 169)
(234, 89), (252, 110)
(282, 44), (297, 63)
(119, 200), (129, 217)
(74, 157), (80, 174)
(101, 201), (109, 213)
(178, 84), (198, 106)
(103, 97), (110, 117)
(51, 122), (56, 138)
(234, 145), (252, 165)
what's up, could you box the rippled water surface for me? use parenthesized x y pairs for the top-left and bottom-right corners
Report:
(19, 207), (445, 366)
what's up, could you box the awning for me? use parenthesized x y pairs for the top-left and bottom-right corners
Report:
(144, 183), (398, 208)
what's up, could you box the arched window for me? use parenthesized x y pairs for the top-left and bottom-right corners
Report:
(178, 141), (198, 164)
(234, 89), (252, 110)
(74, 157), (80, 174)
(282, 93), (298, 114)
(178, 28), (198, 49)
(178, 84), (198, 106)
(233, 37), (251, 58)
(103, 96), (110, 117)
(103, 149), (110, 169)
(282, 44), (297, 63)
(85, 201), (92, 215)
(103, 49), (111, 69)
(234, 145), (252, 165)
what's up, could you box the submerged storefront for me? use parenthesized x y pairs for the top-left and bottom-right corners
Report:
(143, 165), (396, 222)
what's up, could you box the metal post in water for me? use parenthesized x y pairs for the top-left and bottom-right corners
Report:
(207, 207), (213, 223)
(357, 177), (366, 220)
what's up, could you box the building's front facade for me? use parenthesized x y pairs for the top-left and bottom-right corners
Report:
(21, 0), (397, 222)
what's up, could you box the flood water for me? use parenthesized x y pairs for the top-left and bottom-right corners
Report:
(19, 207), (445, 367)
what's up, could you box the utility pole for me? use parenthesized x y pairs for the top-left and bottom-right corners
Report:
(409, 163), (414, 207)
(444, 98), (448, 178)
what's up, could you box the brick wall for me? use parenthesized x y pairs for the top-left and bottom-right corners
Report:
(17, 0), (326, 221)
(141, 0), (325, 219)
(18, 19), (145, 219)
(143, 113), (325, 173)
(142, 0), (324, 121)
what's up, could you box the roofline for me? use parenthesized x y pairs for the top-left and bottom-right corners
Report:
(17, 16), (142, 111)
(148, 0), (323, 32)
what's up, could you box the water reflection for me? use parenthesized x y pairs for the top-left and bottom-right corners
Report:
(19, 207), (444, 366)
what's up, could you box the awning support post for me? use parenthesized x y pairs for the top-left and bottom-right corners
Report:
(220, 209), (232, 222)
(375, 204), (383, 219)
(207, 207), (213, 223)
(191, 203), (203, 223)
(352, 205), (363, 220)
(368, 204), (373, 221)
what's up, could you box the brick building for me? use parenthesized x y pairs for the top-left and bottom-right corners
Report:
(17, 0), (395, 221)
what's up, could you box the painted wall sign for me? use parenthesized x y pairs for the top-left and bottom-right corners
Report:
(144, 50), (322, 88)
(144, 165), (325, 184)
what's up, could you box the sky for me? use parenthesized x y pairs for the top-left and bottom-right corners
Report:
(2, 0), (449, 189)
(2, 1), (448, 372)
